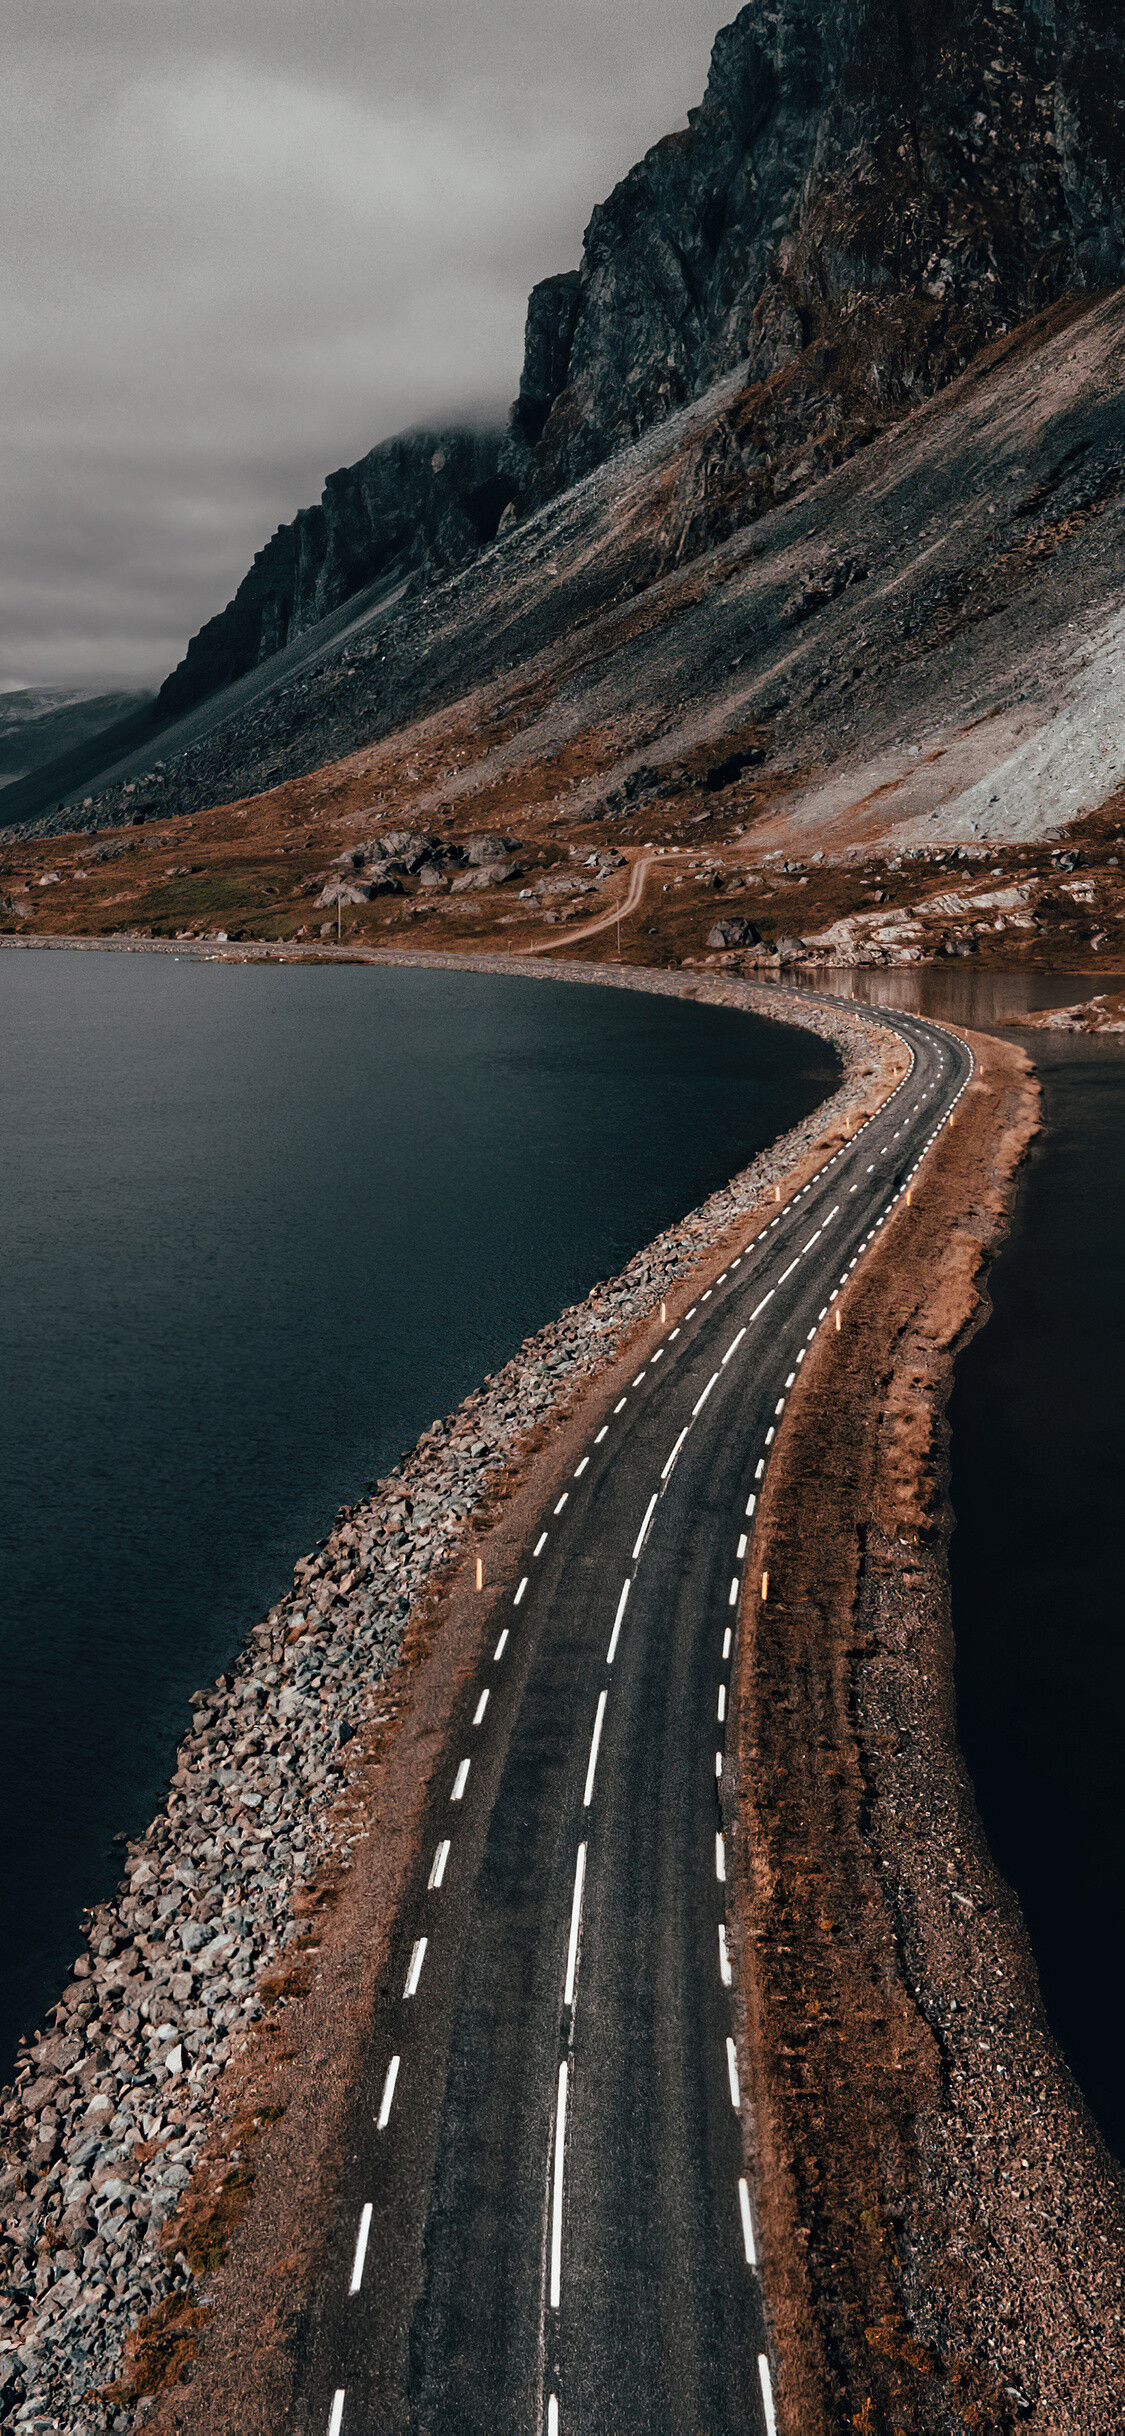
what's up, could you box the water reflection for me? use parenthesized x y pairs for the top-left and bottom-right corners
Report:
(791, 964), (1104, 1027)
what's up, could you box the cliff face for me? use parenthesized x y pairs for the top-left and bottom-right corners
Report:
(157, 0), (1125, 723)
(505, 0), (1125, 502)
(158, 428), (511, 718)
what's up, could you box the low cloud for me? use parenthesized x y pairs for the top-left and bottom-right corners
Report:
(2, 1), (724, 689)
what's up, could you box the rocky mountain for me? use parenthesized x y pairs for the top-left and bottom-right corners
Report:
(506, 0), (1125, 505)
(156, 428), (512, 718)
(164, 0), (1125, 717)
(9, 0), (1125, 831)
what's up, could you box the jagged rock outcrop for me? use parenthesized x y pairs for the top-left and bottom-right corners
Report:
(117, 0), (1125, 739)
(504, 0), (1125, 504)
(158, 428), (513, 717)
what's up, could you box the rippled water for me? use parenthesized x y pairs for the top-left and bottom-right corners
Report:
(0, 950), (838, 2078)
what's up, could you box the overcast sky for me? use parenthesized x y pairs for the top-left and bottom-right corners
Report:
(2, 0), (727, 695)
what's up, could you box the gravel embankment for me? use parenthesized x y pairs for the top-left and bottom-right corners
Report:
(0, 969), (888, 2431)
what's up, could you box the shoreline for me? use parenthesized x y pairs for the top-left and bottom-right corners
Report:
(0, 961), (903, 2430)
(733, 1026), (1125, 2430)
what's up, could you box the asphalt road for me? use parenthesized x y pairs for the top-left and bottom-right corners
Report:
(292, 1002), (973, 2436)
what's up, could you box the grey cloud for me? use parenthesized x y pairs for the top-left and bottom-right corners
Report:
(2, 1), (725, 690)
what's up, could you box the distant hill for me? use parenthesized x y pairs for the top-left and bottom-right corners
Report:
(0, 690), (152, 785)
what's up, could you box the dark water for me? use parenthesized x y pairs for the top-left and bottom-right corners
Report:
(818, 965), (1125, 2161)
(948, 1037), (1125, 2163)
(0, 950), (838, 2081)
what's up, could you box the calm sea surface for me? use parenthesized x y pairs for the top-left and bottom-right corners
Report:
(821, 966), (1125, 2163)
(0, 950), (838, 2079)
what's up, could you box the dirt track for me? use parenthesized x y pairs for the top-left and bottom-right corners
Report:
(733, 1030), (1125, 2433)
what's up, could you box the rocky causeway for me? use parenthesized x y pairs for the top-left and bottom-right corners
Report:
(0, 958), (881, 2430)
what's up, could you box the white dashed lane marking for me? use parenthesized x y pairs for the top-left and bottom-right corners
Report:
(564, 1843), (586, 2008)
(583, 1691), (608, 1807)
(632, 1494), (658, 1560)
(377, 2055), (400, 2131)
(607, 1580), (630, 1665)
(349, 2203), (372, 2296)
(404, 1938), (427, 1998)
(549, 2063), (568, 2310)
(428, 1840), (451, 1891)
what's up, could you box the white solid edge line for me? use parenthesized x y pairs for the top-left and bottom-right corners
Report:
(404, 1936), (427, 1997)
(550, 2062), (568, 2309)
(494, 1628), (509, 1661)
(514, 1577), (528, 1606)
(726, 2035), (740, 2110)
(452, 1758), (470, 1801)
(377, 2053), (400, 2131)
(719, 1923), (732, 1987)
(607, 1578), (630, 1665)
(583, 1691), (608, 1806)
(564, 1843), (586, 2007)
(715, 1831), (726, 1883)
(721, 1326), (746, 1366)
(473, 1689), (489, 1726)
(632, 1493), (658, 1560)
(661, 1428), (688, 1480)
(758, 2354), (778, 2436)
(739, 2177), (757, 2267)
(429, 1839), (450, 1890)
(349, 2201), (373, 2295)
(327, 2390), (345, 2436)
(548, 2399), (559, 2436)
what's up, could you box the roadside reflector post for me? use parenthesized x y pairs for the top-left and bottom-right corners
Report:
(761, 1569), (769, 1602)
(835, 1308), (841, 1333)
(661, 1299), (667, 1324)
(475, 1557), (483, 1592)
(907, 1187), (912, 1205)
(774, 1184), (781, 1203)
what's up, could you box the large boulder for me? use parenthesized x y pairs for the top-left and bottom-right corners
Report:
(707, 915), (762, 950)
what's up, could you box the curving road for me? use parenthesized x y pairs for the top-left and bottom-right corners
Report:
(292, 999), (973, 2436)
